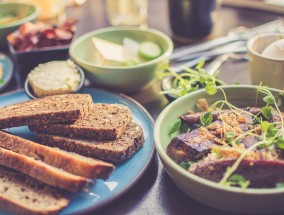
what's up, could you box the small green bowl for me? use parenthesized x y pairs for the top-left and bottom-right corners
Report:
(0, 2), (39, 46)
(69, 27), (173, 93)
(154, 85), (284, 214)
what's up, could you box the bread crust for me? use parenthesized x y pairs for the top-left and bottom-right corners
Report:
(37, 121), (145, 163)
(0, 147), (89, 192)
(0, 166), (68, 215)
(0, 94), (93, 129)
(30, 103), (132, 140)
(0, 131), (114, 180)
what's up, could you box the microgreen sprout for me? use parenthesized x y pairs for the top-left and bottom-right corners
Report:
(168, 118), (182, 136)
(218, 86), (284, 187)
(224, 174), (250, 189)
(159, 60), (225, 98)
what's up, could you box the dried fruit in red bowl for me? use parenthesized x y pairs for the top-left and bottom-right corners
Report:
(7, 20), (76, 52)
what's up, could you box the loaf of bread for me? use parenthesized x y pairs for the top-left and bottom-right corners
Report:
(37, 121), (144, 162)
(0, 131), (114, 180)
(0, 165), (68, 215)
(0, 94), (93, 129)
(29, 103), (132, 140)
(0, 147), (90, 192)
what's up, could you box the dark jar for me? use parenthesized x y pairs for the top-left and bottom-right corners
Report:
(168, 0), (217, 40)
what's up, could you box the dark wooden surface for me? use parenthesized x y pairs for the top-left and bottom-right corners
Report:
(1, 0), (284, 214)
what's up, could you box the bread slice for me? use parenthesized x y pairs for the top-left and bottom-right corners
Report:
(37, 121), (144, 163)
(0, 147), (90, 192)
(0, 165), (68, 215)
(0, 94), (93, 129)
(0, 131), (114, 180)
(30, 103), (132, 140)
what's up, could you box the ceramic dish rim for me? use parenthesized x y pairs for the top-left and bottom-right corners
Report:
(69, 26), (174, 70)
(0, 87), (155, 214)
(154, 84), (284, 195)
(0, 52), (14, 92)
(24, 63), (86, 99)
(0, 2), (39, 29)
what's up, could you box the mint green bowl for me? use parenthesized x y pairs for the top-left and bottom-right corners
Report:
(154, 85), (284, 214)
(69, 27), (173, 93)
(0, 2), (39, 45)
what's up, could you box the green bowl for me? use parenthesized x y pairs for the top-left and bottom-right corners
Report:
(154, 85), (284, 214)
(69, 27), (173, 93)
(0, 2), (39, 46)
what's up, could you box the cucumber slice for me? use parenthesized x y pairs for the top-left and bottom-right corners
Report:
(138, 41), (162, 61)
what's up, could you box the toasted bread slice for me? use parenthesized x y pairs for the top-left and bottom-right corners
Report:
(0, 165), (68, 215)
(30, 103), (132, 140)
(0, 147), (89, 192)
(0, 94), (93, 129)
(37, 121), (144, 163)
(0, 131), (114, 180)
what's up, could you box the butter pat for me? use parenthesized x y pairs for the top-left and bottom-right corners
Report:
(28, 60), (81, 97)
(91, 37), (124, 66)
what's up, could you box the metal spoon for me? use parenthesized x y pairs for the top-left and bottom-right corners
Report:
(206, 53), (248, 76)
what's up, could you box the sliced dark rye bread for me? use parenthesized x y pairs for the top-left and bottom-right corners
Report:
(0, 94), (93, 129)
(0, 165), (68, 215)
(29, 103), (132, 140)
(37, 121), (144, 163)
(0, 147), (90, 192)
(0, 131), (114, 180)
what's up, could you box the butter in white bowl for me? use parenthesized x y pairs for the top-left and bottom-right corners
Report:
(27, 60), (83, 98)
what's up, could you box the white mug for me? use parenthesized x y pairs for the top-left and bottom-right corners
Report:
(247, 33), (284, 89)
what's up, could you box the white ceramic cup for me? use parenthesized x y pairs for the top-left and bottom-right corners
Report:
(247, 33), (284, 89)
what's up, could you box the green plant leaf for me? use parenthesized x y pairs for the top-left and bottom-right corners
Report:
(168, 118), (181, 136)
(179, 162), (191, 170)
(260, 121), (271, 133)
(261, 106), (273, 119)
(200, 112), (213, 126)
(225, 131), (235, 144)
(253, 116), (261, 125)
(205, 82), (217, 95)
(267, 124), (276, 138)
(228, 174), (250, 189)
(277, 136), (284, 149)
(263, 95), (275, 104)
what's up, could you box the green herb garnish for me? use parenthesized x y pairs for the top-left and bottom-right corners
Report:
(218, 86), (284, 187)
(225, 174), (250, 189)
(200, 112), (213, 126)
(179, 162), (191, 170)
(159, 60), (225, 98)
(225, 131), (235, 144)
(168, 118), (181, 136)
(261, 106), (273, 119)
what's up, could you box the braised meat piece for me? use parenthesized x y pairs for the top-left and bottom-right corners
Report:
(189, 159), (284, 188)
(167, 108), (256, 163)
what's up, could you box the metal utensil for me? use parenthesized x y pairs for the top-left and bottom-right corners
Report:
(170, 19), (282, 61)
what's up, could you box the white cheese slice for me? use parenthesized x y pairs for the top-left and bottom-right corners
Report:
(91, 37), (125, 66)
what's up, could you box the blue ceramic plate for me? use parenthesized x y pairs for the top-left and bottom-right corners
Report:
(0, 88), (154, 215)
(0, 52), (14, 92)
